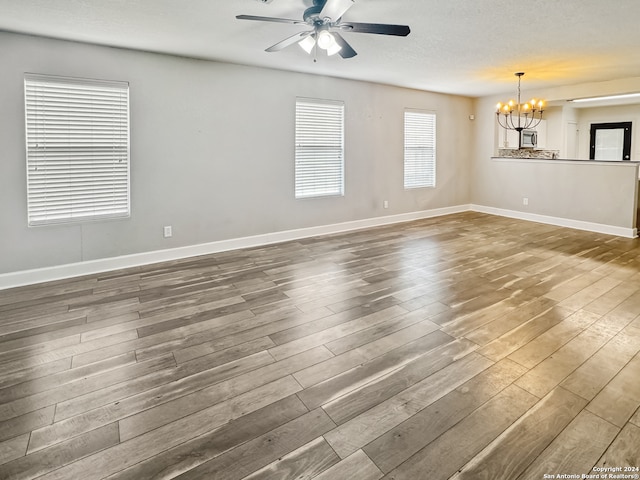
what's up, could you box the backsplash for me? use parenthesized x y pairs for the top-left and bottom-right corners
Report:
(498, 149), (560, 159)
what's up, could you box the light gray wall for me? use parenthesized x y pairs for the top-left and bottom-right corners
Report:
(0, 32), (474, 275)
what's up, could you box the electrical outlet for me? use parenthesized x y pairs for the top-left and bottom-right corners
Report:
(383, 200), (389, 209)
(523, 197), (529, 206)
(163, 226), (172, 238)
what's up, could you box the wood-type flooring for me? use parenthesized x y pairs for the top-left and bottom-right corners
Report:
(1, 212), (639, 479)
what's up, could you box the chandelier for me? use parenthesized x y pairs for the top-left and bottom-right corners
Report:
(496, 72), (544, 149)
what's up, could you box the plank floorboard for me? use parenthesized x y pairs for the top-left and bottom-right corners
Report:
(514, 324), (617, 399)
(168, 408), (336, 480)
(0, 352), (137, 404)
(0, 357), (72, 391)
(477, 306), (574, 362)
(0, 433), (29, 465)
(586, 352), (640, 427)
(0, 353), (175, 423)
(381, 384), (538, 480)
(313, 450), (383, 480)
(595, 422), (640, 469)
(320, 337), (476, 425)
(517, 410), (620, 480)
(0, 406), (55, 443)
(103, 395), (309, 480)
(363, 358), (527, 474)
(449, 387), (587, 480)
(0, 423), (119, 480)
(292, 318), (443, 389)
(0, 331), (137, 375)
(2, 213), (640, 479)
(507, 309), (602, 369)
(296, 330), (456, 413)
(560, 323), (640, 400)
(323, 352), (494, 458)
(37, 377), (305, 480)
(241, 437), (340, 480)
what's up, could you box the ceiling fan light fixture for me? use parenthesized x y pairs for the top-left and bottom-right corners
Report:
(298, 35), (316, 54)
(237, 0), (411, 60)
(317, 29), (336, 50)
(326, 42), (342, 56)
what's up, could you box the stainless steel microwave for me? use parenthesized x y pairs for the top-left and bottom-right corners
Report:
(521, 129), (537, 148)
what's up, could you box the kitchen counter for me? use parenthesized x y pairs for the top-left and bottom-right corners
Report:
(496, 148), (640, 164)
(492, 156), (640, 165)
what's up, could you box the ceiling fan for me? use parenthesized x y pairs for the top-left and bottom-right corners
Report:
(236, 0), (411, 59)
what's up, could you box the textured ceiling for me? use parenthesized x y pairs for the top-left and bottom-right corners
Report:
(1, 0), (640, 97)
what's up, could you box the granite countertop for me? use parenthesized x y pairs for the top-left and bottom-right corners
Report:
(495, 149), (640, 163)
(497, 148), (560, 159)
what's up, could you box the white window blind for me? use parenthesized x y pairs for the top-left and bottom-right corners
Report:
(295, 98), (344, 199)
(24, 74), (130, 226)
(404, 110), (436, 189)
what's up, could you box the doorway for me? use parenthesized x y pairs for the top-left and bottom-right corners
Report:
(589, 121), (632, 160)
(566, 121), (578, 158)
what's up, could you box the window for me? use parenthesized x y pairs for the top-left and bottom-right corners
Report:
(295, 98), (344, 199)
(24, 74), (130, 226)
(404, 110), (436, 188)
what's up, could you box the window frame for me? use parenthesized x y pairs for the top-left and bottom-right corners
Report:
(294, 97), (345, 199)
(404, 109), (436, 189)
(24, 73), (131, 226)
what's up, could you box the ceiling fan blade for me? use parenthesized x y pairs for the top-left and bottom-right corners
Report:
(319, 0), (355, 21)
(266, 31), (313, 52)
(339, 22), (411, 36)
(332, 32), (357, 58)
(236, 14), (303, 25)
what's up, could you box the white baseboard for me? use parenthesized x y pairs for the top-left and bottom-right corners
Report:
(471, 204), (638, 239)
(2, 203), (636, 290)
(0, 205), (470, 290)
